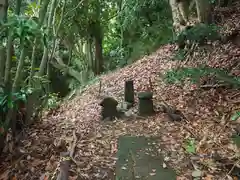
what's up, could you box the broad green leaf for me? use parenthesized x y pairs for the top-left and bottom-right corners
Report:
(7, 100), (14, 109)
(231, 112), (240, 121)
(185, 138), (196, 154)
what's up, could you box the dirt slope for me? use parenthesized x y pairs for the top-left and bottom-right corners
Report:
(1, 2), (240, 180)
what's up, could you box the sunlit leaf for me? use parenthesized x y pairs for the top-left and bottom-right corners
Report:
(231, 112), (240, 121)
(184, 138), (196, 154)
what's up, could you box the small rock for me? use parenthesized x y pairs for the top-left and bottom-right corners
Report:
(119, 101), (132, 110)
(124, 109), (133, 117)
(149, 172), (156, 176)
(164, 156), (170, 162)
(190, 156), (200, 161)
(121, 166), (127, 170)
(192, 170), (202, 177)
(162, 162), (167, 168)
(40, 174), (49, 180)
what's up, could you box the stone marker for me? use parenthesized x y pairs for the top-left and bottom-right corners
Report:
(138, 91), (154, 116)
(124, 80), (134, 107)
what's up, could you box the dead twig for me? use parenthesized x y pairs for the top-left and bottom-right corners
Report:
(230, 92), (240, 99)
(148, 77), (153, 92)
(178, 42), (197, 68)
(70, 130), (77, 158)
(176, 121), (200, 140)
(69, 130), (78, 164)
(222, 159), (240, 180)
(56, 152), (71, 180)
(200, 84), (229, 89)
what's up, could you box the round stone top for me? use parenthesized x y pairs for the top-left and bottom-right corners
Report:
(99, 96), (118, 106)
(138, 91), (153, 99)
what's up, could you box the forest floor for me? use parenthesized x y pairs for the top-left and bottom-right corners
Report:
(1, 2), (240, 180)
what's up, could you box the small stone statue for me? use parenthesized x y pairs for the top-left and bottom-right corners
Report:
(99, 97), (119, 120)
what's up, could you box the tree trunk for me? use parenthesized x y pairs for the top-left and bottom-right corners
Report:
(29, 0), (50, 84)
(169, 0), (211, 33)
(0, 47), (5, 85)
(4, 0), (22, 88)
(195, 0), (210, 23)
(0, 0), (7, 84)
(94, 35), (103, 75)
(0, 0), (8, 21)
(4, 35), (14, 88)
(4, 0), (22, 143)
(56, 152), (70, 180)
(38, 0), (57, 76)
(86, 37), (94, 72)
(0, 0), (8, 156)
(29, 38), (37, 86)
(15, 0), (21, 15)
(12, 43), (26, 92)
(48, 0), (66, 69)
(169, 0), (186, 32)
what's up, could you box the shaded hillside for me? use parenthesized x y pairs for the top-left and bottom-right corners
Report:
(1, 2), (240, 180)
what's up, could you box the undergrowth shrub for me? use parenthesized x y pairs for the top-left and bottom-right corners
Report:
(43, 93), (60, 110)
(175, 23), (221, 46)
(0, 88), (31, 136)
(163, 66), (240, 88)
(172, 49), (187, 61)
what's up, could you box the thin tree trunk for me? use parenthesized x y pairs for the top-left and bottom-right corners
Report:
(169, 0), (185, 31)
(9, 43), (26, 137)
(85, 37), (94, 72)
(0, 0), (7, 84)
(12, 43), (26, 92)
(4, 0), (22, 139)
(47, 0), (66, 77)
(195, 0), (210, 23)
(0, 47), (5, 84)
(0, 0), (8, 21)
(29, 0), (50, 85)
(4, 0), (22, 88)
(29, 38), (37, 85)
(0, 0), (8, 155)
(15, 0), (21, 15)
(4, 35), (13, 88)
(38, 0), (57, 76)
(169, 0), (211, 33)
(94, 35), (103, 75)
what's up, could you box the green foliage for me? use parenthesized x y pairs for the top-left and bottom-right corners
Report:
(231, 111), (240, 121)
(232, 134), (240, 148)
(0, 88), (31, 112)
(175, 24), (220, 46)
(172, 49), (187, 61)
(103, 0), (173, 69)
(2, 15), (46, 45)
(44, 93), (60, 110)
(184, 138), (196, 154)
(164, 66), (240, 87)
(0, 88), (32, 134)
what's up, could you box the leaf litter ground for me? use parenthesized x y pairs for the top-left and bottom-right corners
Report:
(1, 3), (240, 180)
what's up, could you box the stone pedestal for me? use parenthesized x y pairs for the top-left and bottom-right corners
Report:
(138, 92), (154, 116)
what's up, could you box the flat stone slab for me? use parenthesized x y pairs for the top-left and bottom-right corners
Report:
(115, 135), (176, 180)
